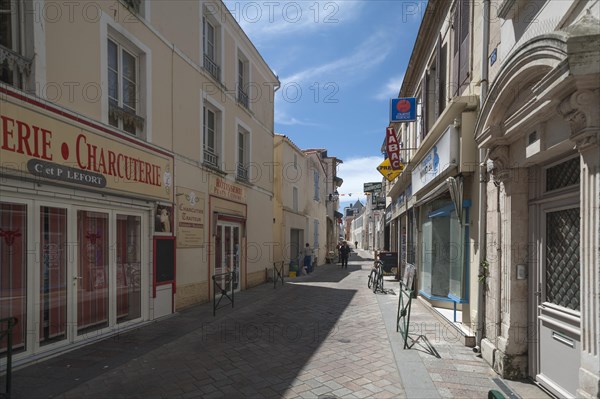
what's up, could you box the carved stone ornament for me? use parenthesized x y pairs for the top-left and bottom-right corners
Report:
(558, 89), (599, 150)
(488, 145), (511, 182)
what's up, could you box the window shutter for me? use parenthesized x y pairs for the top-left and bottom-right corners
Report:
(435, 36), (442, 119)
(458, 0), (470, 90)
(420, 75), (427, 139)
(452, 5), (460, 96)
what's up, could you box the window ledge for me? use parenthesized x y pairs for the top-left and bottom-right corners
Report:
(202, 162), (227, 176)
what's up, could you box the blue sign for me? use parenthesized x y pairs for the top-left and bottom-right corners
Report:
(390, 98), (417, 122)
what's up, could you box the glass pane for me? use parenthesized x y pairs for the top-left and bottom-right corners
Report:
(39, 207), (67, 346)
(117, 215), (141, 323)
(108, 70), (118, 102)
(238, 132), (244, 164)
(546, 208), (580, 311)
(448, 212), (464, 298)
(233, 226), (240, 290)
(122, 79), (136, 112)
(546, 157), (580, 192)
(77, 211), (109, 335)
(420, 220), (432, 294)
(107, 39), (118, 71)
(0, 13), (12, 49)
(0, 202), (27, 354)
(122, 50), (136, 82)
(430, 216), (450, 297)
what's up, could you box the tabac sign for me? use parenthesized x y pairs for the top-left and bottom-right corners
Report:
(0, 97), (174, 201)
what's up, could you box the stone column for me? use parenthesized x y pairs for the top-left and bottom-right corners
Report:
(559, 89), (600, 399)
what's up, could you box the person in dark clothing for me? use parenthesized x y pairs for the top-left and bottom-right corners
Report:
(339, 242), (351, 269)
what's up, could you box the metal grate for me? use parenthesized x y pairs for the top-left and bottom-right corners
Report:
(546, 207), (580, 311)
(546, 157), (580, 191)
(203, 53), (221, 82)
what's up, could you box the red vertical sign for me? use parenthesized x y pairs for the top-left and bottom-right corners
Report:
(385, 127), (404, 170)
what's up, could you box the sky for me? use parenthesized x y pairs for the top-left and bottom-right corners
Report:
(223, 0), (425, 211)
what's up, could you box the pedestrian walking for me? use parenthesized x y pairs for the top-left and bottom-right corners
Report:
(354, 241), (358, 249)
(339, 241), (350, 269)
(303, 243), (313, 274)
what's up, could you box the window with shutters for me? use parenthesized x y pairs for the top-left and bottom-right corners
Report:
(452, 1), (470, 96)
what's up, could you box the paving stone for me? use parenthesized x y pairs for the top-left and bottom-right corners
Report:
(10, 252), (550, 399)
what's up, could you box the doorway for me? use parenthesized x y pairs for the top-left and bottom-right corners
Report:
(0, 197), (148, 361)
(214, 221), (242, 292)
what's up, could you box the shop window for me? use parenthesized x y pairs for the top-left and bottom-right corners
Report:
(39, 207), (67, 346)
(0, 202), (27, 354)
(420, 203), (464, 299)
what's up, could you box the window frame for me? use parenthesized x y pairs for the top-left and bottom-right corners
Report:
(202, 98), (224, 170)
(102, 18), (150, 140)
(202, 9), (221, 82)
(236, 123), (251, 181)
(107, 37), (141, 136)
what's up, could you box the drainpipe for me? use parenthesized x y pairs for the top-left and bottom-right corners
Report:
(475, 0), (491, 352)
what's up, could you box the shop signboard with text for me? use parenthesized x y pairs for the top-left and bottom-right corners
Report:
(0, 97), (174, 202)
(176, 187), (205, 247)
(411, 125), (459, 195)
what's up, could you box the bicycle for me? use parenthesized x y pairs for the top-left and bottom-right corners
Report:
(368, 259), (384, 293)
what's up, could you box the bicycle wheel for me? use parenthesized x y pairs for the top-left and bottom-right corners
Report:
(367, 269), (375, 289)
(372, 270), (379, 293)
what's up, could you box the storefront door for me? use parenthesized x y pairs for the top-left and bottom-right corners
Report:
(1, 197), (147, 362)
(536, 199), (581, 398)
(214, 222), (241, 293)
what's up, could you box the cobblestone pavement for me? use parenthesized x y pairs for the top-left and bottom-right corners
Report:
(9, 251), (551, 399)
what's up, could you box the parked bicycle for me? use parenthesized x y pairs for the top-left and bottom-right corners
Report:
(367, 258), (384, 293)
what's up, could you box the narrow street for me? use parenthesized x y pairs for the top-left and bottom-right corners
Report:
(11, 251), (549, 399)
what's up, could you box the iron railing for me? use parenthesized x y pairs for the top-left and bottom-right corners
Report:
(272, 261), (284, 288)
(203, 54), (221, 82)
(238, 87), (249, 109)
(236, 163), (249, 181)
(212, 271), (235, 316)
(203, 149), (219, 168)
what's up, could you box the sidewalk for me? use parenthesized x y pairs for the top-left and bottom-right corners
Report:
(8, 251), (550, 398)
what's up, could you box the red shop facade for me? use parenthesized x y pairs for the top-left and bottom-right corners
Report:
(0, 87), (175, 367)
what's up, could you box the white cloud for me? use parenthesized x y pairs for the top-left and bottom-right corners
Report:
(275, 107), (320, 127)
(337, 156), (385, 207)
(374, 74), (404, 100)
(225, 1), (364, 45)
(280, 30), (391, 87)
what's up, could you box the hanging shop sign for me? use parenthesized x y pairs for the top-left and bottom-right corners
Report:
(390, 98), (417, 122)
(363, 182), (382, 193)
(176, 187), (205, 247)
(385, 126), (404, 170)
(0, 98), (174, 201)
(411, 125), (459, 195)
(377, 158), (402, 182)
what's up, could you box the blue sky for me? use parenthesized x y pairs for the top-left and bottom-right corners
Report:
(224, 1), (425, 211)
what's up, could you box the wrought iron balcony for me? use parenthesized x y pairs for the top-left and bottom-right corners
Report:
(203, 149), (219, 168)
(203, 54), (221, 82)
(238, 87), (249, 109)
(237, 163), (249, 181)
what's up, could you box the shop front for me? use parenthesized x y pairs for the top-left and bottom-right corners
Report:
(0, 88), (174, 366)
(411, 124), (472, 329)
